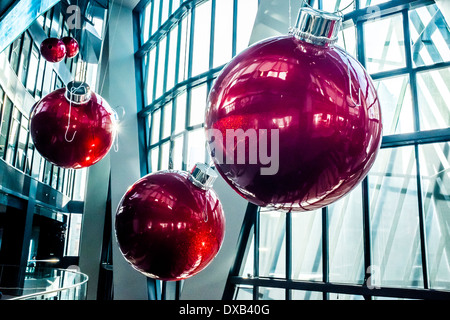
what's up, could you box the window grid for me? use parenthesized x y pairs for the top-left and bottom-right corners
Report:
(135, 0), (450, 300)
(137, 0), (258, 173)
(223, 0), (450, 300)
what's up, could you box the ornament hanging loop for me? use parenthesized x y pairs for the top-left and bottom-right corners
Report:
(64, 81), (92, 142)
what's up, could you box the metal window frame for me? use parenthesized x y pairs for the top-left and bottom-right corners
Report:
(134, 0), (450, 301)
(223, 0), (450, 301)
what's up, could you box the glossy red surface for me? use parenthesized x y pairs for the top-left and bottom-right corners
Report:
(115, 171), (226, 281)
(205, 35), (382, 211)
(29, 88), (116, 169)
(61, 36), (79, 58)
(40, 37), (66, 63)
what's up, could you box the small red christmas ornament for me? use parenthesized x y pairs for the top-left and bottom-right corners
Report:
(115, 164), (226, 281)
(30, 81), (117, 169)
(205, 7), (382, 211)
(61, 36), (79, 58)
(40, 37), (66, 63)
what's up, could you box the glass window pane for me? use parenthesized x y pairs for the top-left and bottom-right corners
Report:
(329, 293), (364, 300)
(0, 98), (13, 159)
(259, 287), (286, 300)
(25, 134), (34, 175)
(5, 107), (20, 165)
(189, 84), (207, 126)
(236, 0), (258, 54)
(336, 25), (357, 58)
(51, 165), (59, 189)
(66, 214), (82, 256)
(15, 115), (28, 171)
(171, 0), (181, 14)
(34, 54), (45, 99)
(291, 210), (322, 281)
(174, 91), (187, 134)
(155, 36), (167, 99)
(364, 13), (406, 74)
(213, 0), (233, 68)
(178, 13), (191, 82)
(142, 2), (152, 43)
(166, 25), (178, 90)
(186, 129), (205, 170)
(234, 285), (253, 300)
(419, 142), (450, 290)
(417, 67), (450, 131)
(160, 141), (170, 170)
(150, 108), (161, 145)
(374, 75), (414, 135)
(73, 168), (87, 200)
(259, 209), (285, 278)
(146, 48), (157, 104)
(18, 32), (31, 85)
(368, 146), (424, 288)
(9, 36), (22, 74)
(291, 290), (323, 300)
(192, 0), (211, 76)
(410, 4), (450, 67)
(43, 161), (52, 185)
(162, 102), (173, 139)
(172, 135), (184, 170)
(151, 0), (161, 35)
(149, 146), (159, 172)
(161, 0), (170, 25)
(328, 184), (364, 284)
(26, 45), (40, 93)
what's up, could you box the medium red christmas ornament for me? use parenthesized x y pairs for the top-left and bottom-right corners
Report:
(115, 164), (226, 281)
(61, 36), (79, 58)
(205, 7), (382, 211)
(30, 81), (116, 169)
(40, 37), (66, 63)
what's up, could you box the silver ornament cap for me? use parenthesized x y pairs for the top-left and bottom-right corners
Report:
(291, 6), (342, 46)
(65, 80), (92, 104)
(189, 163), (218, 190)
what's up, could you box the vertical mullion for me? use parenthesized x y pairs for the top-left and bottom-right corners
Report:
(182, 5), (196, 171)
(322, 207), (328, 300)
(209, 0), (216, 70)
(231, 0), (238, 57)
(285, 210), (292, 300)
(253, 208), (260, 300)
(356, 18), (372, 300)
(403, 8), (429, 289)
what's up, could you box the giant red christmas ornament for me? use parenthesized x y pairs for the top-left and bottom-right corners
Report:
(61, 36), (79, 58)
(205, 7), (382, 211)
(115, 164), (226, 281)
(30, 81), (116, 169)
(40, 37), (66, 63)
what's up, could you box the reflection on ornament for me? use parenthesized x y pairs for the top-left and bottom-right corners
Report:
(115, 164), (225, 281)
(30, 81), (117, 169)
(205, 7), (382, 211)
(61, 36), (79, 58)
(40, 37), (66, 63)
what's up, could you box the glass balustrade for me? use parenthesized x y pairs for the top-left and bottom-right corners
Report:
(0, 265), (88, 300)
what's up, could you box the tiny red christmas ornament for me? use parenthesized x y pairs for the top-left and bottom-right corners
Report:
(40, 37), (66, 63)
(115, 164), (226, 281)
(61, 36), (79, 58)
(29, 81), (117, 169)
(205, 7), (383, 211)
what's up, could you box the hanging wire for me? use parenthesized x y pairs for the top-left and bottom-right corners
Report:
(64, 81), (86, 142)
